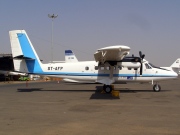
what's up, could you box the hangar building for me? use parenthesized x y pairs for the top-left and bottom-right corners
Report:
(0, 54), (14, 81)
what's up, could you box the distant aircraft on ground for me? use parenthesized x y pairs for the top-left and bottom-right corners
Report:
(65, 50), (78, 62)
(161, 58), (180, 74)
(50, 50), (78, 63)
(9, 30), (178, 93)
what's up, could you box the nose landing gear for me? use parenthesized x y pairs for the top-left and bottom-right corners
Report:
(153, 84), (161, 92)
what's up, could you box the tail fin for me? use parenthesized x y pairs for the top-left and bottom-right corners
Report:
(9, 30), (43, 74)
(65, 50), (78, 62)
(170, 58), (180, 68)
(170, 58), (180, 74)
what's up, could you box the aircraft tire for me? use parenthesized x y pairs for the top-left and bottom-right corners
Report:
(153, 84), (161, 92)
(103, 84), (106, 91)
(104, 85), (112, 93)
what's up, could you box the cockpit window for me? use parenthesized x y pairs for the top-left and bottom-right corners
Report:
(118, 66), (122, 70)
(145, 63), (152, 69)
(148, 63), (170, 71)
(148, 63), (159, 68)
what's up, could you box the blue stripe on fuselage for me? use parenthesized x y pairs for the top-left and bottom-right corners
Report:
(29, 72), (177, 77)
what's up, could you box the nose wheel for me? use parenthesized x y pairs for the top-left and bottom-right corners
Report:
(153, 84), (161, 92)
(103, 85), (112, 93)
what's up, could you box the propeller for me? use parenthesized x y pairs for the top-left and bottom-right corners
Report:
(139, 51), (145, 75)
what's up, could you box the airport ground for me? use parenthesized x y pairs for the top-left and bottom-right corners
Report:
(0, 78), (180, 135)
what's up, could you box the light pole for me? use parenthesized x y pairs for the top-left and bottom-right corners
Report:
(48, 14), (58, 63)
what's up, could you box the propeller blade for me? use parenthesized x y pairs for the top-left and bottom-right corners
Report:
(142, 54), (145, 59)
(139, 51), (145, 75)
(139, 51), (142, 58)
(140, 63), (143, 75)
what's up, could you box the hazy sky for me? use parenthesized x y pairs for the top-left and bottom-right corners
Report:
(0, 0), (180, 66)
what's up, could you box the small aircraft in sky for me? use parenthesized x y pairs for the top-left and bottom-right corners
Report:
(9, 30), (179, 93)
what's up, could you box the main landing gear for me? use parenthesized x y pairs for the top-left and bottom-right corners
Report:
(153, 84), (161, 92)
(102, 84), (120, 98)
(103, 83), (161, 93)
(103, 84), (161, 93)
(103, 85), (112, 93)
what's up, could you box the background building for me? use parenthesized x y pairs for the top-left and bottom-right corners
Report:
(0, 54), (14, 81)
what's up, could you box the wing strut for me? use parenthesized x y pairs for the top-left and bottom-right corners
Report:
(109, 65), (114, 79)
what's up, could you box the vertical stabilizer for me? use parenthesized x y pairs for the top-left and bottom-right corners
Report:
(9, 30), (43, 73)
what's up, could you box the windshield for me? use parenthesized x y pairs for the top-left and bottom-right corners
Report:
(148, 62), (171, 71)
(148, 63), (159, 68)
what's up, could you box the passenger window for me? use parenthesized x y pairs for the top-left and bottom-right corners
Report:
(118, 66), (122, 70)
(100, 67), (105, 70)
(106, 66), (110, 70)
(85, 66), (89, 70)
(95, 66), (98, 70)
(128, 68), (132, 70)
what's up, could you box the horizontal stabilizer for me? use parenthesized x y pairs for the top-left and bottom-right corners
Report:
(14, 55), (35, 60)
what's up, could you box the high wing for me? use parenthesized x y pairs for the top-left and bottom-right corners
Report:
(94, 45), (130, 64)
(94, 45), (131, 85)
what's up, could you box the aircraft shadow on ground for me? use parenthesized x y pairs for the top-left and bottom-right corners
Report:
(17, 86), (171, 93)
(17, 86), (170, 99)
(17, 88), (43, 92)
(17, 88), (96, 93)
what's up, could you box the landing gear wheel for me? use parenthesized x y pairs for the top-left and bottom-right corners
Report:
(153, 84), (161, 92)
(103, 84), (106, 91)
(103, 85), (112, 93)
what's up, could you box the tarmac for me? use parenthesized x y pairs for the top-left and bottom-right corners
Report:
(0, 78), (180, 135)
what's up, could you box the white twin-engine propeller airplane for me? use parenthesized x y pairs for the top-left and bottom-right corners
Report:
(9, 30), (179, 93)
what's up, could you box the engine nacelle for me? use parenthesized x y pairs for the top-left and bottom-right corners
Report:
(117, 62), (141, 68)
